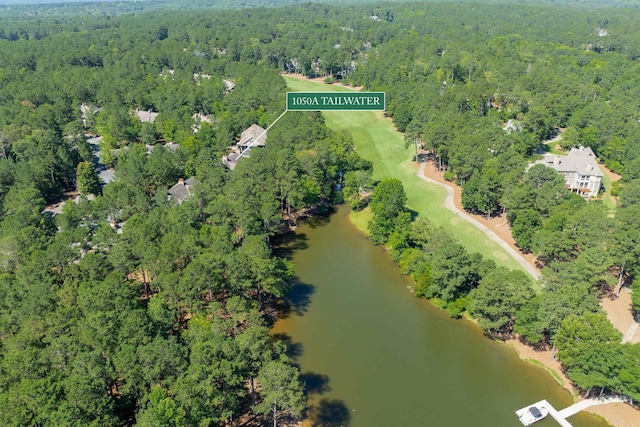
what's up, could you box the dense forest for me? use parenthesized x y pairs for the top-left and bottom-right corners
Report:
(0, 3), (376, 425)
(1, 1), (640, 424)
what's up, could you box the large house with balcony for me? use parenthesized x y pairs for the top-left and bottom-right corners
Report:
(534, 146), (603, 200)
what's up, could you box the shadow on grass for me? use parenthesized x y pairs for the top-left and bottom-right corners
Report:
(408, 207), (419, 221)
(308, 398), (352, 427)
(539, 143), (551, 154)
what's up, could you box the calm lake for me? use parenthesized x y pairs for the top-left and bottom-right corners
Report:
(273, 205), (609, 427)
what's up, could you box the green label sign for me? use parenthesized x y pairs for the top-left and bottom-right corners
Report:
(287, 92), (385, 111)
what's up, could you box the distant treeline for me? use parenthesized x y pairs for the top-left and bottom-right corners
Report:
(1, 0), (639, 19)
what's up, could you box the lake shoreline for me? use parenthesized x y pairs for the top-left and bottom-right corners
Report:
(344, 195), (640, 427)
(283, 73), (639, 427)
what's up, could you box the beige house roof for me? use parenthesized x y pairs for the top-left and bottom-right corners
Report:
(224, 79), (236, 93)
(192, 112), (213, 133)
(135, 109), (159, 124)
(238, 124), (267, 148)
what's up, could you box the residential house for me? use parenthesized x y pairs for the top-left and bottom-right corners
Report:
(535, 146), (604, 199)
(135, 109), (159, 124)
(192, 112), (213, 133)
(224, 79), (236, 94)
(222, 151), (250, 171)
(145, 143), (180, 155)
(168, 177), (196, 205)
(238, 124), (267, 149)
(80, 103), (103, 127)
(222, 124), (267, 170)
(159, 69), (175, 79)
(193, 73), (212, 81)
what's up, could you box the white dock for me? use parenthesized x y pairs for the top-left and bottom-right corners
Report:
(516, 396), (629, 427)
(545, 400), (573, 427)
(558, 396), (630, 419)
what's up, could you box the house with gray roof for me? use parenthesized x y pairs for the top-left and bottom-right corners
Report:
(535, 146), (603, 200)
(168, 177), (196, 205)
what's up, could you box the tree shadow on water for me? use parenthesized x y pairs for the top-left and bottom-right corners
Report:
(301, 372), (331, 396)
(308, 399), (352, 427)
(270, 333), (303, 361)
(287, 281), (315, 316)
(273, 231), (309, 260)
(278, 281), (315, 319)
(304, 207), (335, 229)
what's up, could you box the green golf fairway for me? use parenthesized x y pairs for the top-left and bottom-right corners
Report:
(284, 75), (525, 272)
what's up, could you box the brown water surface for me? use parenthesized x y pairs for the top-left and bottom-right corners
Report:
(273, 206), (609, 427)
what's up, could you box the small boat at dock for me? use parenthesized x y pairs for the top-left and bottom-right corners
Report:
(516, 401), (549, 426)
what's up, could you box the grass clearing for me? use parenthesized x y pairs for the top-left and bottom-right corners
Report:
(285, 76), (525, 272)
(548, 144), (565, 155)
(349, 207), (372, 235)
(600, 170), (617, 212)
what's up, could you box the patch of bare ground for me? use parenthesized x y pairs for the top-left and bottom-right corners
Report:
(601, 288), (639, 343)
(507, 338), (568, 388)
(602, 164), (622, 206)
(588, 403), (640, 427)
(602, 166), (622, 187)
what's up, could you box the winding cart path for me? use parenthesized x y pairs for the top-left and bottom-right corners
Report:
(417, 163), (540, 280)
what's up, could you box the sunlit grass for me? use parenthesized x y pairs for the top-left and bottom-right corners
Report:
(348, 207), (372, 235)
(600, 170), (617, 212)
(547, 144), (565, 155)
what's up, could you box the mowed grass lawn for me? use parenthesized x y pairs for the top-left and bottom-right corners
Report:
(285, 76), (525, 272)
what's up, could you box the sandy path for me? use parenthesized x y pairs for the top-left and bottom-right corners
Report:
(601, 289), (640, 344)
(421, 161), (540, 269)
(417, 162), (540, 279)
